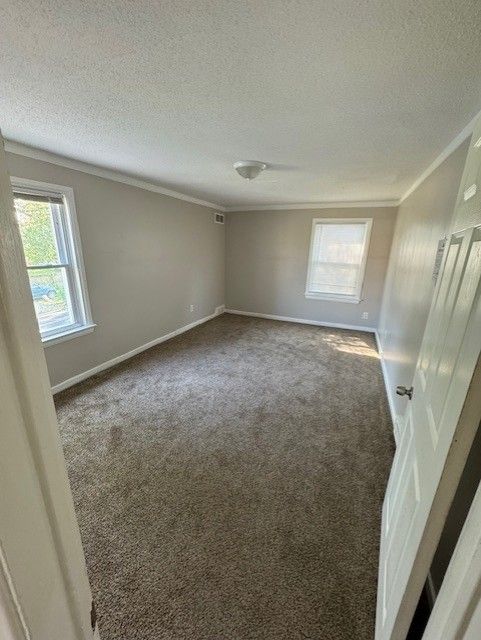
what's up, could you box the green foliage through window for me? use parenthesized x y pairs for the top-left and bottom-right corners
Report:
(14, 199), (59, 266)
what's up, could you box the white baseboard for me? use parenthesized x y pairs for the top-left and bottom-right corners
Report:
(51, 310), (222, 394)
(375, 330), (400, 444)
(225, 308), (376, 333)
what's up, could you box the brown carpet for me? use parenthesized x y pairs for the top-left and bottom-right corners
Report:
(55, 314), (394, 640)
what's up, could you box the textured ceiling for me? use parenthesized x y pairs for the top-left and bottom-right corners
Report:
(1, 0), (481, 208)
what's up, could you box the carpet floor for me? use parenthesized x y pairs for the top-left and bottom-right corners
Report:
(55, 314), (394, 640)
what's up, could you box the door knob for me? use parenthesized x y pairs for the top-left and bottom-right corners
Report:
(396, 385), (413, 400)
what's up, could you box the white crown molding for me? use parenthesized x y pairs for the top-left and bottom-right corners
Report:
(399, 108), (481, 204)
(225, 109), (481, 212)
(6, 107), (481, 214)
(224, 200), (400, 212)
(4, 140), (225, 211)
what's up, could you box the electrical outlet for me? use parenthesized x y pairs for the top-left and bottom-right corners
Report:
(362, 311), (369, 320)
(189, 304), (194, 312)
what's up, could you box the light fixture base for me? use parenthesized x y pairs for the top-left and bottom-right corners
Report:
(233, 160), (267, 180)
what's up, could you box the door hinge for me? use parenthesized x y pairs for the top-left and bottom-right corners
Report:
(90, 600), (97, 631)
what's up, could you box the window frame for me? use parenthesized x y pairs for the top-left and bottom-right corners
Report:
(11, 177), (95, 346)
(305, 217), (373, 304)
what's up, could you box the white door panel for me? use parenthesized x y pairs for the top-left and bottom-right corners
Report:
(419, 235), (464, 389)
(376, 117), (481, 640)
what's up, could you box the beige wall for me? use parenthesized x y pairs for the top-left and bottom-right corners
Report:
(6, 152), (225, 387)
(377, 139), (470, 421)
(226, 207), (396, 329)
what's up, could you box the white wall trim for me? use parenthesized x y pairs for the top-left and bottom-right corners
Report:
(224, 200), (399, 212)
(51, 311), (221, 394)
(375, 330), (400, 444)
(226, 110), (481, 212)
(42, 323), (96, 348)
(399, 108), (481, 204)
(8, 109), (480, 214)
(225, 308), (375, 333)
(4, 140), (224, 211)
(6, 139), (399, 213)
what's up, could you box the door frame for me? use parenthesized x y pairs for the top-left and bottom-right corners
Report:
(423, 373), (481, 639)
(0, 133), (98, 638)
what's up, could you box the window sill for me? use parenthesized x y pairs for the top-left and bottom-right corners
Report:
(42, 323), (96, 347)
(305, 293), (361, 304)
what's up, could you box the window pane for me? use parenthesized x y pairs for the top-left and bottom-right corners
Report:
(310, 263), (359, 294)
(14, 198), (63, 266)
(313, 223), (366, 265)
(308, 223), (367, 296)
(28, 267), (75, 335)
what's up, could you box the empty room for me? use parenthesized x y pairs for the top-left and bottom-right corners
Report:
(2, 2), (481, 640)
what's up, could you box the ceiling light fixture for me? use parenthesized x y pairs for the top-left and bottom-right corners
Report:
(233, 160), (267, 180)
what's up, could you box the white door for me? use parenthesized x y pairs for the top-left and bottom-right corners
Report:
(376, 119), (481, 640)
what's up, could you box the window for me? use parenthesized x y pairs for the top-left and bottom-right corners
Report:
(12, 178), (94, 345)
(305, 218), (372, 303)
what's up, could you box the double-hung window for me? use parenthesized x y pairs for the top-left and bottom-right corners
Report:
(305, 218), (372, 303)
(12, 178), (94, 345)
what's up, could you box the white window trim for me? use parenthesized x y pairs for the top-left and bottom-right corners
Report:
(305, 217), (373, 304)
(11, 176), (95, 346)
